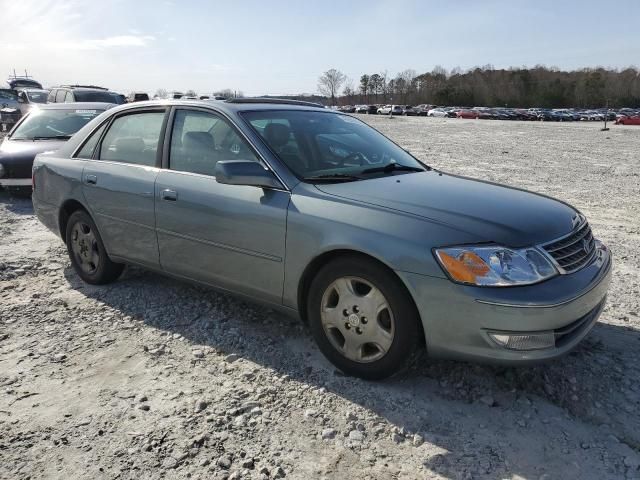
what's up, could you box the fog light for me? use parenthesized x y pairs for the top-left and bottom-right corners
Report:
(488, 332), (555, 350)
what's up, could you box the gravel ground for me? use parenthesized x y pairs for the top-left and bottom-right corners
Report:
(1, 119), (639, 480)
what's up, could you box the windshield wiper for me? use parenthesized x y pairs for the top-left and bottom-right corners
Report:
(361, 163), (425, 175)
(303, 173), (363, 183)
(31, 135), (72, 140)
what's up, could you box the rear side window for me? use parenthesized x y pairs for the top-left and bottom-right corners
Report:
(99, 112), (165, 166)
(169, 109), (259, 176)
(75, 91), (119, 103)
(55, 90), (67, 103)
(64, 91), (74, 102)
(48, 90), (56, 102)
(76, 122), (107, 159)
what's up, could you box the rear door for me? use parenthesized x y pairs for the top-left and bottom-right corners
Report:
(81, 107), (168, 268)
(154, 107), (289, 304)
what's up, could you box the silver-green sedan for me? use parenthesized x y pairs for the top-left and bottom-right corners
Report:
(32, 99), (612, 379)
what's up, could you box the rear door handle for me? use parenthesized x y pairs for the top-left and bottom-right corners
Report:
(161, 189), (177, 201)
(85, 174), (97, 185)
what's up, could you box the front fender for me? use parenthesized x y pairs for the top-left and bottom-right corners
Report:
(281, 183), (480, 310)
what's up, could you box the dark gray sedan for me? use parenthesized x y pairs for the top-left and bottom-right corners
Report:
(32, 99), (612, 379)
(0, 103), (114, 195)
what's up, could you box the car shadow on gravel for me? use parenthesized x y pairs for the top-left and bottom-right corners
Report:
(63, 264), (640, 479)
(0, 190), (33, 215)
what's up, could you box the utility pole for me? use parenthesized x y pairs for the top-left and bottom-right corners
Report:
(601, 99), (609, 131)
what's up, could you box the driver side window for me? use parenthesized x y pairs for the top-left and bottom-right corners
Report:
(169, 109), (260, 177)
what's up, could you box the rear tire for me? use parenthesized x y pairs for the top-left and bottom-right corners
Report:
(65, 210), (124, 285)
(307, 256), (422, 380)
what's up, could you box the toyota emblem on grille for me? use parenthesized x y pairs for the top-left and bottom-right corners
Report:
(571, 214), (580, 228)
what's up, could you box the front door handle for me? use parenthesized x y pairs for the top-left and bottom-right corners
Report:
(85, 174), (97, 185)
(161, 189), (177, 201)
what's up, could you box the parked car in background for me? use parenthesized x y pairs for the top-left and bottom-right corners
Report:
(413, 105), (432, 116)
(615, 115), (640, 125)
(48, 85), (124, 104)
(427, 108), (447, 117)
(7, 76), (43, 91)
(338, 105), (356, 113)
(378, 105), (403, 115)
(128, 92), (150, 102)
(0, 89), (22, 133)
(402, 106), (418, 116)
(366, 105), (379, 114)
(456, 109), (479, 119)
(0, 103), (114, 196)
(31, 98), (611, 379)
(16, 89), (48, 115)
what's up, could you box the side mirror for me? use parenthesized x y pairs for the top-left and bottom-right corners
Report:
(215, 160), (283, 189)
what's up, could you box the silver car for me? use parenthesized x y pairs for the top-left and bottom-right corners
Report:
(32, 99), (612, 379)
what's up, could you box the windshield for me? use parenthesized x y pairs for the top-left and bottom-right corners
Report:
(11, 108), (103, 140)
(0, 89), (18, 102)
(25, 91), (48, 103)
(242, 110), (425, 181)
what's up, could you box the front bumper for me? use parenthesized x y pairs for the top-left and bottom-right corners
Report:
(0, 177), (31, 187)
(399, 243), (612, 364)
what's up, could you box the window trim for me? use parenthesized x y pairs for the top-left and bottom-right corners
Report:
(72, 118), (110, 159)
(91, 107), (169, 168)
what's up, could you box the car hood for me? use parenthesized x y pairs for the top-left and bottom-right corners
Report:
(0, 138), (67, 165)
(314, 171), (579, 248)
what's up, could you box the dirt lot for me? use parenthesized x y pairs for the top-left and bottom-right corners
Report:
(1, 118), (639, 480)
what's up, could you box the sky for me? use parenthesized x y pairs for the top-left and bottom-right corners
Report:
(1, 0), (639, 96)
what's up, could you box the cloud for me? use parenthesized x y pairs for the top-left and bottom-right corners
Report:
(53, 35), (156, 50)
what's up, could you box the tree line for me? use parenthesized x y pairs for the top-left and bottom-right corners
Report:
(318, 66), (640, 108)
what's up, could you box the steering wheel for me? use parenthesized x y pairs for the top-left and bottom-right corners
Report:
(336, 152), (365, 167)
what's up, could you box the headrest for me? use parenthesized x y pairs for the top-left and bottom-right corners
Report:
(115, 137), (144, 153)
(183, 131), (214, 150)
(264, 123), (290, 149)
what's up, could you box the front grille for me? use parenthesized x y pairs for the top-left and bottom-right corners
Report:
(542, 220), (596, 273)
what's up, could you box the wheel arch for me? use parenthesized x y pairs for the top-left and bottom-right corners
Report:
(296, 249), (424, 340)
(58, 198), (90, 244)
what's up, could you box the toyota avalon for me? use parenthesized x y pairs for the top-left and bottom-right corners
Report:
(31, 99), (612, 379)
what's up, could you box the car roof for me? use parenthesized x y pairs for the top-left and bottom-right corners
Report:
(33, 102), (115, 110)
(106, 98), (331, 115)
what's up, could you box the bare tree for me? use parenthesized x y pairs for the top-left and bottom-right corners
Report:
(318, 68), (347, 106)
(154, 88), (168, 99)
(343, 78), (356, 105)
(213, 88), (234, 98)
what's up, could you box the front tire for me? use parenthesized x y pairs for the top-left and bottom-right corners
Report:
(307, 256), (422, 380)
(65, 210), (124, 285)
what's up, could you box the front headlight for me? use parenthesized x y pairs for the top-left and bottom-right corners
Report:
(434, 245), (557, 287)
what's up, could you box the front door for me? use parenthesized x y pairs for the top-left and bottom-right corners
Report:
(81, 108), (167, 268)
(155, 108), (289, 304)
